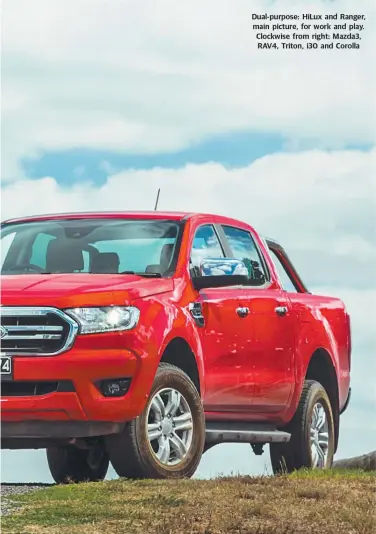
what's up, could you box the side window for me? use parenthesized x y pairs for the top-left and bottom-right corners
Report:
(30, 233), (56, 269)
(190, 225), (224, 276)
(269, 248), (298, 293)
(222, 226), (267, 286)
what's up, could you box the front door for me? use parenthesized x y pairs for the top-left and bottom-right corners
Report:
(197, 287), (254, 412)
(188, 223), (254, 412)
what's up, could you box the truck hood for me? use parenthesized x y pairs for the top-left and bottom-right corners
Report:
(0, 274), (174, 308)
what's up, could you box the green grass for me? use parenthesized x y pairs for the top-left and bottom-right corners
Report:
(2, 470), (375, 534)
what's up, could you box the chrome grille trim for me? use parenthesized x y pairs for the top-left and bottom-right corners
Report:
(3, 334), (62, 340)
(4, 325), (64, 332)
(0, 307), (79, 356)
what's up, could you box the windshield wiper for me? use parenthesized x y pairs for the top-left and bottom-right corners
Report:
(120, 271), (162, 278)
(1, 268), (163, 277)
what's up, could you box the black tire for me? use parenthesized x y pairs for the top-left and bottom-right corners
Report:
(46, 443), (109, 484)
(106, 363), (205, 479)
(270, 380), (335, 474)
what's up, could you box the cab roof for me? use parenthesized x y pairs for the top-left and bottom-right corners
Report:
(2, 211), (262, 238)
(2, 211), (193, 224)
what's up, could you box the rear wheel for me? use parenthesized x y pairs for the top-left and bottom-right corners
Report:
(106, 363), (205, 479)
(270, 380), (335, 474)
(46, 443), (109, 484)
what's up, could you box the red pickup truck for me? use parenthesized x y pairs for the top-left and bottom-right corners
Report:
(0, 211), (351, 482)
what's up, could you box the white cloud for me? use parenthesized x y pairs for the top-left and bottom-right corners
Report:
(2, 0), (376, 180)
(3, 147), (375, 254)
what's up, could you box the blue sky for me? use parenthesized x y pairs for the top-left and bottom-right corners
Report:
(22, 134), (373, 187)
(23, 131), (284, 186)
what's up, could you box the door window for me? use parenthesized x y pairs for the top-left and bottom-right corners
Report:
(269, 248), (298, 292)
(190, 225), (224, 276)
(222, 225), (267, 285)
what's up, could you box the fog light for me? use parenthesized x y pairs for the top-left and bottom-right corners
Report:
(99, 378), (131, 397)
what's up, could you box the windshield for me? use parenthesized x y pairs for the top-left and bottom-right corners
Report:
(1, 219), (181, 276)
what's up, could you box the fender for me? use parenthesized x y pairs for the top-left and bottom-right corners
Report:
(298, 315), (340, 386)
(130, 291), (205, 400)
(283, 296), (345, 423)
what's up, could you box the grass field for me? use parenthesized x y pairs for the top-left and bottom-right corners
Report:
(1, 470), (375, 534)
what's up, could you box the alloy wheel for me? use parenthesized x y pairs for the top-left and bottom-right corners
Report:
(146, 387), (194, 466)
(310, 401), (329, 468)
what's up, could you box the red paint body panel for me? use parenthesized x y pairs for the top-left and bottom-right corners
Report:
(1, 274), (174, 308)
(196, 287), (254, 410)
(238, 288), (295, 413)
(0, 211), (351, 437)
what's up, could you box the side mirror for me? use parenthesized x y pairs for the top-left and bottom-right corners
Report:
(192, 258), (249, 290)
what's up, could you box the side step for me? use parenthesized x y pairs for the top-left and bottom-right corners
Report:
(205, 421), (291, 445)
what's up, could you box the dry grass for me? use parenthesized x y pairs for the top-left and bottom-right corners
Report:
(2, 470), (375, 534)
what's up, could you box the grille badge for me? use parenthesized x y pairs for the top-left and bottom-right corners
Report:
(0, 325), (8, 339)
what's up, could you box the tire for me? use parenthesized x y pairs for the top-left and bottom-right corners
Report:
(270, 380), (335, 474)
(46, 443), (109, 484)
(106, 363), (205, 479)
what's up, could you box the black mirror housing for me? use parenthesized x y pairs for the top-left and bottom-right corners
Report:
(192, 274), (249, 290)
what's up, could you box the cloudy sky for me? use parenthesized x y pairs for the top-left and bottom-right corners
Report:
(1, 0), (375, 482)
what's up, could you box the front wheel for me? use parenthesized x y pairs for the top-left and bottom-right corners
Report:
(270, 380), (335, 474)
(106, 363), (205, 479)
(46, 443), (109, 484)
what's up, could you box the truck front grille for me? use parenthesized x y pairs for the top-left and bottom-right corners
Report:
(0, 307), (78, 356)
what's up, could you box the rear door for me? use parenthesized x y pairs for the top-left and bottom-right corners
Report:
(220, 225), (296, 413)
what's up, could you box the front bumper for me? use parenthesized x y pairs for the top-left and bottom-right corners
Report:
(1, 341), (156, 439)
(1, 420), (125, 442)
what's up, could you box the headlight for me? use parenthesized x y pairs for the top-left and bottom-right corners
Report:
(65, 306), (140, 334)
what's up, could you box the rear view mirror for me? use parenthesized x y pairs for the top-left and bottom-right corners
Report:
(192, 258), (249, 290)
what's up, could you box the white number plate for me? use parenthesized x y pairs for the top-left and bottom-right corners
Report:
(0, 356), (13, 380)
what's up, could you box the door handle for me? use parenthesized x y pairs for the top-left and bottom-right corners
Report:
(275, 306), (288, 317)
(236, 307), (249, 318)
